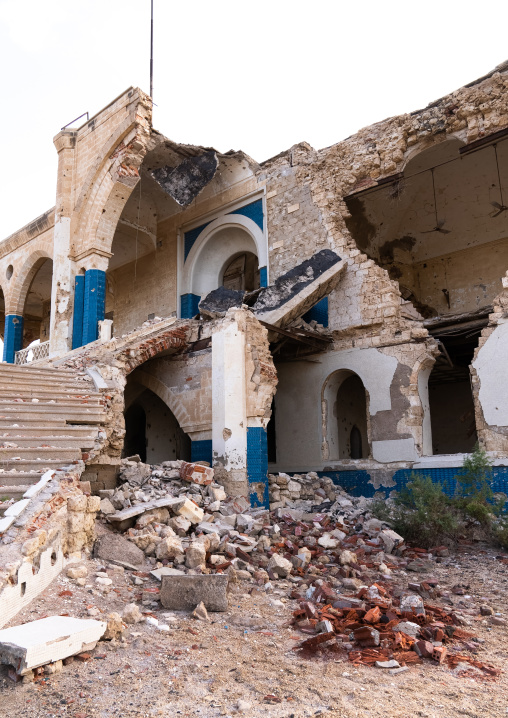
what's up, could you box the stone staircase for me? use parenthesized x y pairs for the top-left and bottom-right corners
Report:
(0, 364), (107, 502)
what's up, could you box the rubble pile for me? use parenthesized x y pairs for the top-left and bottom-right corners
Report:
(268, 471), (337, 510)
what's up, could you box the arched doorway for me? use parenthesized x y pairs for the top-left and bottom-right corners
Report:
(124, 384), (191, 464)
(336, 373), (369, 459)
(323, 370), (370, 460)
(22, 258), (53, 350)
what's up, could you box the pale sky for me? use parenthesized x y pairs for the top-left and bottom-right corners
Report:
(0, 0), (507, 239)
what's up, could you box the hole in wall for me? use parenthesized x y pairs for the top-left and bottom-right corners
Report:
(6, 265), (13, 280)
(50, 551), (57, 566)
(20, 581), (26, 597)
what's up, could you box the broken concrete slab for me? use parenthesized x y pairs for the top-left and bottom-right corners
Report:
(252, 249), (345, 330)
(107, 496), (183, 530)
(198, 286), (245, 319)
(150, 150), (218, 206)
(160, 573), (228, 612)
(0, 616), (106, 675)
(93, 532), (145, 569)
(150, 567), (185, 581)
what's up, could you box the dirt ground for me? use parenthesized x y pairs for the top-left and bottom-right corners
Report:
(1, 542), (508, 718)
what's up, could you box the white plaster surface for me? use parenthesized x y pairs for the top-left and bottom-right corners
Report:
(472, 321), (508, 428)
(273, 347), (398, 471)
(418, 365), (433, 456)
(372, 438), (418, 463)
(0, 516), (15, 533)
(0, 616), (106, 674)
(0, 545), (65, 629)
(212, 317), (247, 474)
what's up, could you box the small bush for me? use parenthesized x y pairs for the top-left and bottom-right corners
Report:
(372, 445), (508, 550)
(373, 474), (461, 548)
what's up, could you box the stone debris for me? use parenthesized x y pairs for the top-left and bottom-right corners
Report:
(0, 616), (106, 675)
(160, 573), (229, 612)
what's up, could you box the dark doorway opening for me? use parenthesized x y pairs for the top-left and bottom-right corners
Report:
(428, 329), (479, 454)
(336, 373), (369, 459)
(267, 398), (277, 464)
(123, 403), (147, 461)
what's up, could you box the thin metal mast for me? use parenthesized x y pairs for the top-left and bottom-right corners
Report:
(150, 0), (154, 100)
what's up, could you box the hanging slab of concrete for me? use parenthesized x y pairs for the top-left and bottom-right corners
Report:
(0, 616), (106, 675)
(160, 573), (228, 611)
(252, 249), (345, 330)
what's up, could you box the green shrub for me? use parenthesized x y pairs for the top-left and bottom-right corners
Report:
(372, 446), (508, 549)
(372, 474), (461, 548)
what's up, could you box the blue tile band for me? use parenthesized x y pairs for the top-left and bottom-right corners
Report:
(180, 293), (201, 319)
(259, 266), (268, 287)
(228, 199), (264, 231)
(315, 466), (508, 503)
(247, 426), (269, 508)
(184, 221), (211, 261)
(191, 440), (213, 465)
(82, 269), (106, 345)
(303, 297), (329, 327)
(3, 314), (24, 364)
(72, 274), (85, 350)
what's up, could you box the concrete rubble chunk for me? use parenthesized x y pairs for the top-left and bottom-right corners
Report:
(160, 573), (229, 612)
(150, 567), (185, 581)
(94, 532), (145, 568)
(172, 497), (204, 524)
(267, 553), (293, 578)
(122, 603), (144, 625)
(0, 616), (106, 675)
(179, 461), (214, 486)
(192, 601), (210, 621)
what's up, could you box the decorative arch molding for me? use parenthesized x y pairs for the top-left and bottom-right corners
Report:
(71, 107), (156, 260)
(180, 213), (268, 301)
(127, 370), (191, 432)
(8, 247), (53, 316)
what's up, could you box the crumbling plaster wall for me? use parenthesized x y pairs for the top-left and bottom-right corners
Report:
(259, 66), (508, 458)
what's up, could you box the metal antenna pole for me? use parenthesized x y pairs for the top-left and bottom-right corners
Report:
(150, 0), (154, 100)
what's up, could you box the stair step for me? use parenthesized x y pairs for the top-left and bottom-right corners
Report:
(0, 366), (81, 377)
(0, 486), (30, 502)
(0, 390), (101, 401)
(0, 436), (96, 449)
(0, 459), (81, 472)
(0, 426), (98, 437)
(0, 447), (83, 461)
(0, 379), (96, 392)
(0, 472), (50, 486)
(0, 408), (106, 422)
(0, 397), (104, 407)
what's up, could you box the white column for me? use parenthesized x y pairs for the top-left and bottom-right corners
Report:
(212, 313), (248, 496)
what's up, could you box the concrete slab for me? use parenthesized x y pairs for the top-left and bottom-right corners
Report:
(0, 616), (106, 674)
(160, 573), (228, 611)
(150, 567), (185, 581)
(4, 499), (30, 518)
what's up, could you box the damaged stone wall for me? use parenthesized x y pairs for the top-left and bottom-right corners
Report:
(0, 466), (100, 628)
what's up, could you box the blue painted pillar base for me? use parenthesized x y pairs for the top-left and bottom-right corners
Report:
(259, 266), (268, 288)
(3, 315), (24, 364)
(302, 296), (329, 327)
(191, 439), (213, 465)
(82, 269), (106, 345)
(246, 426), (269, 508)
(72, 274), (85, 350)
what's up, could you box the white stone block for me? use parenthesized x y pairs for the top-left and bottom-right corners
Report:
(0, 515), (15, 533)
(23, 470), (55, 499)
(0, 616), (106, 674)
(4, 499), (30, 518)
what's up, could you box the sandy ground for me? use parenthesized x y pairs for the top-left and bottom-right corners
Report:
(1, 543), (508, 718)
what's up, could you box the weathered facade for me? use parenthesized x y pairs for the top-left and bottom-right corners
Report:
(1, 62), (508, 502)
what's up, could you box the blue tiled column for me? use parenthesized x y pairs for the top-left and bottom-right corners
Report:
(259, 266), (268, 287)
(3, 315), (24, 363)
(246, 426), (269, 508)
(191, 439), (213, 465)
(72, 274), (85, 350)
(82, 269), (106, 345)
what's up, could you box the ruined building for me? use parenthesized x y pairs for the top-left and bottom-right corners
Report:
(1, 61), (508, 524)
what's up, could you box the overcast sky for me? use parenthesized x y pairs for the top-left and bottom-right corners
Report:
(0, 0), (507, 239)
